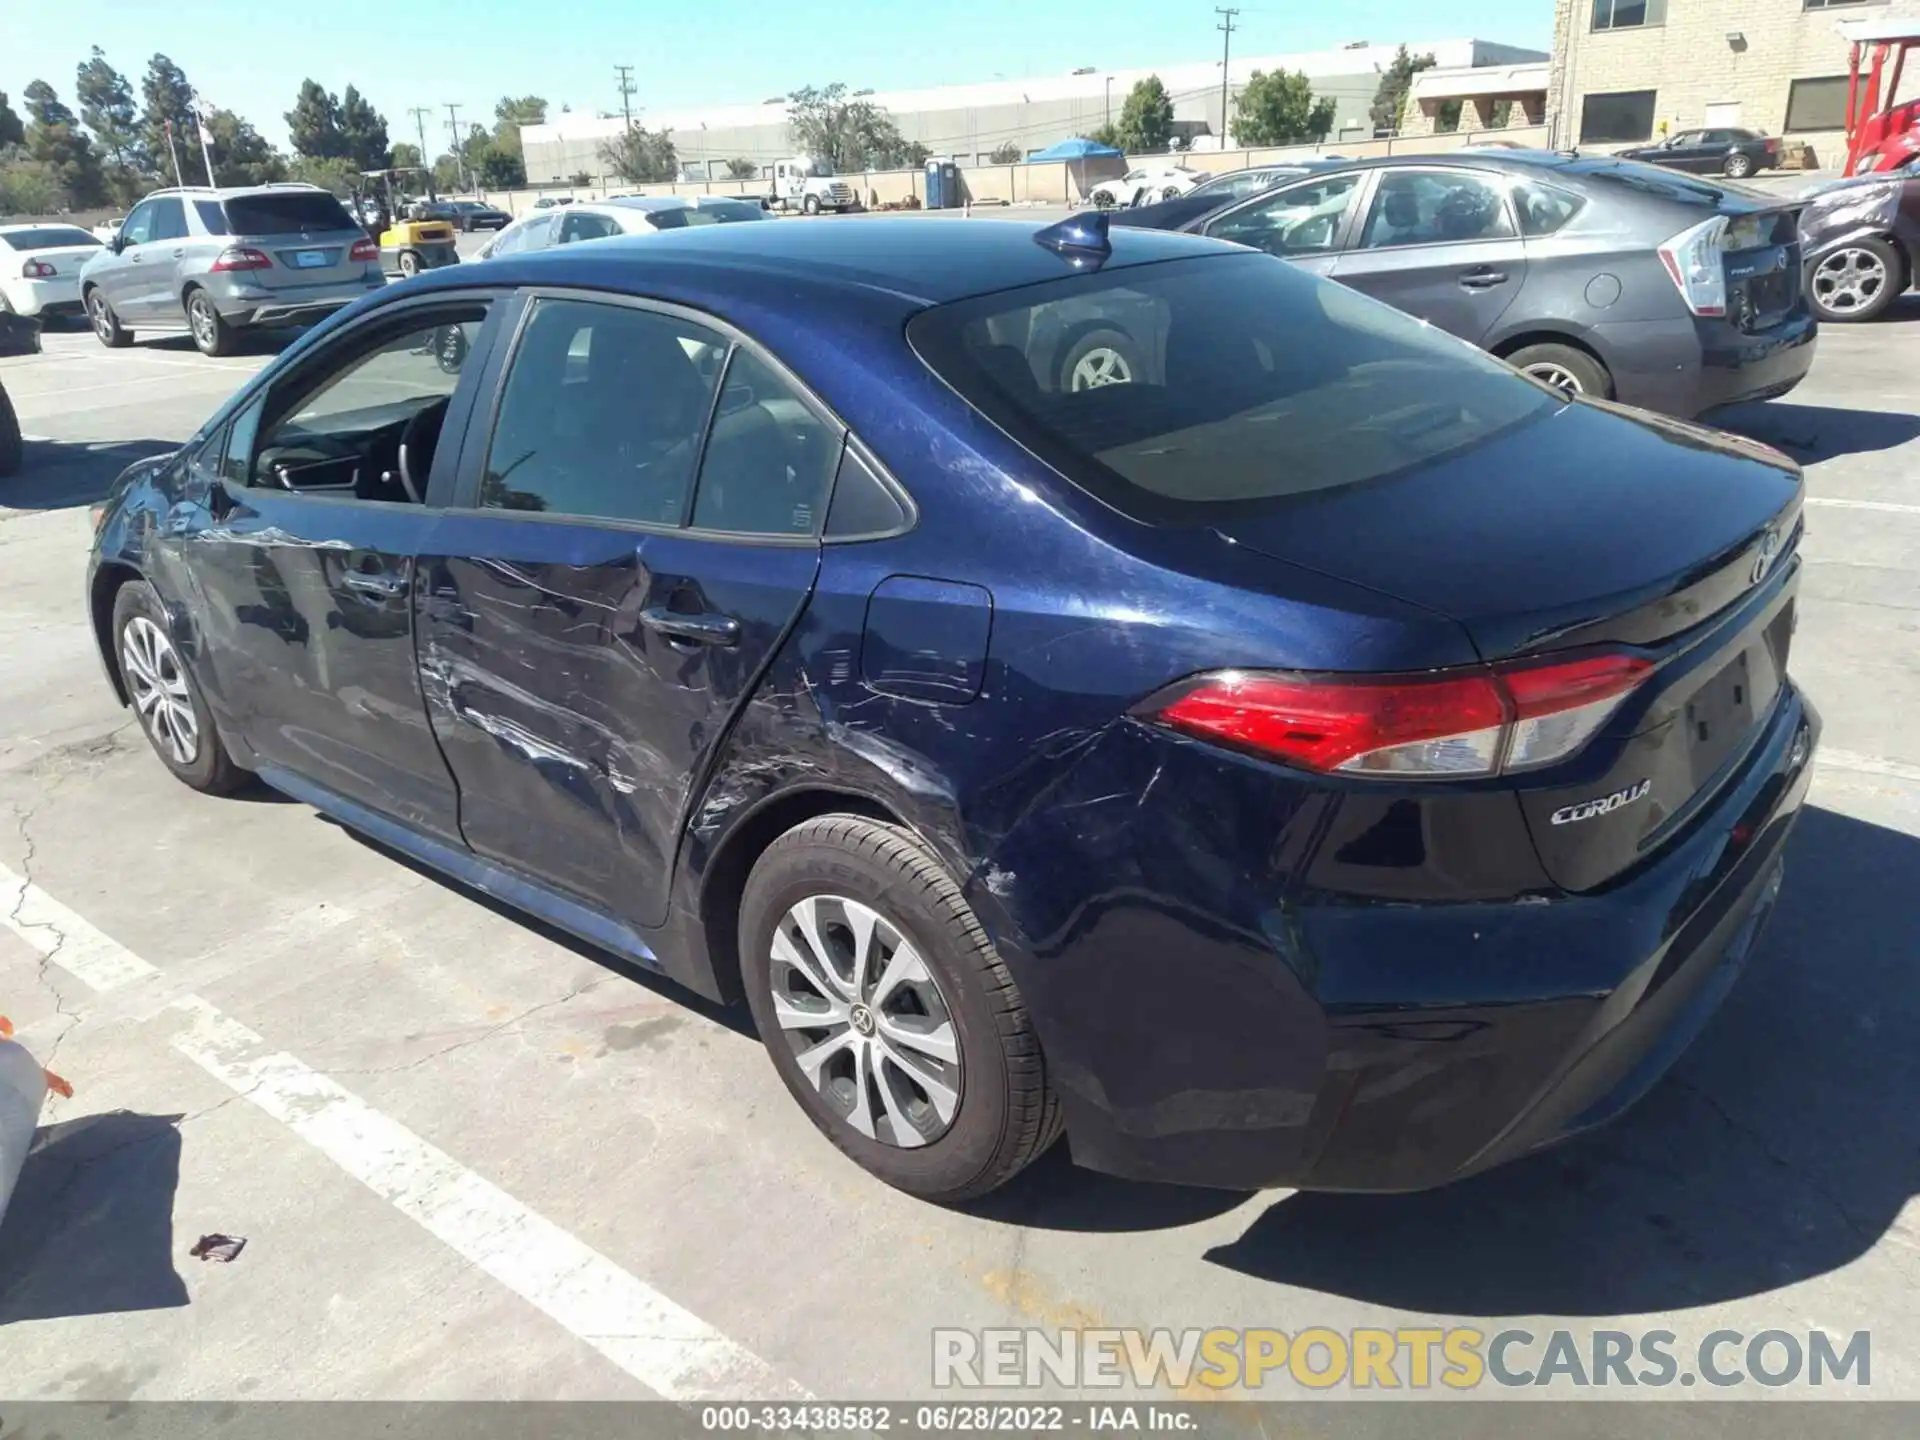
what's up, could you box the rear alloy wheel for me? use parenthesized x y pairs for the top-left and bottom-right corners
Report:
(1059, 327), (1142, 392)
(1808, 238), (1903, 322)
(88, 289), (131, 348)
(1506, 342), (1611, 399)
(112, 580), (248, 794)
(186, 290), (235, 357)
(740, 816), (1062, 1201)
(1723, 152), (1755, 179)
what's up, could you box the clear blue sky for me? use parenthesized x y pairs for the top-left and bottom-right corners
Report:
(6, 0), (1548, 151)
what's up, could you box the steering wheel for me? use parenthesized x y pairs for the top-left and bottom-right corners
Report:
(396, 402), (446, 504)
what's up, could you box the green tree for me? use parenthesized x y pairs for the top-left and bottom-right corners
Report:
(988, 141), (1023, 164)
(430, 153), (462, 193)
(898, 140), (931, 168)
(1490, 99), (1514, 128)
(287, 154), (357, 193)
(75, 47), (145, 199)
(1369, 46), (1435, 136)
(138, 55), (197, 182)
(338, 86), (389, 170)
(0, 161), (64, 216)
(286, 79), (346, 159)
(1230, 68), (1336, 147)
(1116, 76), (1175, 154)
(478, 145), (528, 188)
(204, 108), (286, 185)
(492, 95), (547, 157)
(1085, 121), (1122, 150)
(0, 91), (23, 149)
(786, 83), (910, 172)
(390, 140), (423, 170)
(598, 124), (676, 183)
(22, 80), (106, 206)
(725, 157), (758, 179)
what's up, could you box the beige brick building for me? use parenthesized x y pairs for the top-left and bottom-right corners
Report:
(1547, 0), (1920, 165)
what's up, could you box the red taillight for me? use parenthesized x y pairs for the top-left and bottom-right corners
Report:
(209, 246), (272, 273)
(349, 237), (379, 263)
(1149, 653), (1655, 778)
(22, 258), (56, 278)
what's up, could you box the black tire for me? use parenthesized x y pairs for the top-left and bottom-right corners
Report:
(111, 580), (249, 795)
(0, 382), (21, 478)
(1057, 325), (1144, 393)
(185, 289), (235, 357)
(1807, 236), (1906, 323)
(87, 287), (131, 348)
(740, 815), (1062, 1202)
(398, 250), (422, 278)
(1505, 341), (1612, 399)
(1723, 152), (1755, 179)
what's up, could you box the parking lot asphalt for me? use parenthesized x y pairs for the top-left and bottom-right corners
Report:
(3, 283), (1920, 1415)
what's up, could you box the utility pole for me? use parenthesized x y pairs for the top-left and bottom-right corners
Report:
(445, 103), (466, 191)
(1216, 7), (1239, 152)
(1105, 75), (1113, 128)
(408, 106), (432, 169)
(614, 65), (637, 130)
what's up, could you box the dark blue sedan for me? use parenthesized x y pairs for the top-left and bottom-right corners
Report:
(86, 215), (1818, 1200)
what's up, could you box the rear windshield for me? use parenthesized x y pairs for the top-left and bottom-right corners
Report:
(0, 226), (100, 250)
(220, 192), (357, 235)
(908, 252), (1553, 521)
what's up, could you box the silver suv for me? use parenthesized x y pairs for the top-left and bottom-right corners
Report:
(79, 184), (383, 357)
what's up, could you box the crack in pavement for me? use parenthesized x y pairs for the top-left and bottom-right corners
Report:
(7, 795), (81, 1078)
(323, 974), (620, 1079)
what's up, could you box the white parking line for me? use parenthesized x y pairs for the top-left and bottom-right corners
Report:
(1817, 748), (1920, 787)
(1804, 497), (1920, 517)
(0, 861), (808, 1403)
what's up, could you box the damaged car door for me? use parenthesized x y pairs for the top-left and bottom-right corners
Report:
(178, 298), (499, 839)
(414, 292), (834, 930)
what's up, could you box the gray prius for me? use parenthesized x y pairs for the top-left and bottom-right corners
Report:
(79, 183), (384, 358)
(1112, 150), (1818, 420)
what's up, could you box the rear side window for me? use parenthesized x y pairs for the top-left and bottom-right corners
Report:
(1514, 182), (1585, 236)
(221, 192), (357, 235)
(194, 200), (230, 235)
(479, 298), (725, 524)
(690, 349), (839, 535)
(1358, 171), (1516, 249)
(0, 226), (100, 250)
(908, 253), (1552, 521)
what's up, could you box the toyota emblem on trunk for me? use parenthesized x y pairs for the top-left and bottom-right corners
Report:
(1750, 528), (1782, 585)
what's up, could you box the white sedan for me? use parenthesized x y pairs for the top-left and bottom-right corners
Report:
(0, 223), (106, 323)
(1088, 164), (1205, 209)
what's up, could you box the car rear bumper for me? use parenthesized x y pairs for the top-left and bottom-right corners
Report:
(10, 277), (81, 317)
(968, 683), (1818, 1193)
(1599, 311), (1817, 418)
(214, 275), (385, 328)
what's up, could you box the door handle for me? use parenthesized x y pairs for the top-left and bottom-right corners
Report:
(1459, 268), (1508, 289)
(171, 249), (185, 258)
(639, 606), (741, 646)
(341, 571), (408, 598)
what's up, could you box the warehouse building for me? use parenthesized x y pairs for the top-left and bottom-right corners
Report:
(1548, 0), (1920, 161)
(521, 37), (1545, 183)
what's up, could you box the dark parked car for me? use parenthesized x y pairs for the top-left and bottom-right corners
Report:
(88, 218), (1816, 1201)
(1797, 164), (1920, 321)
(1112, 150), (1816, 418)
(1, 310), (41, 476)
(1617, 127), (1782, 180)
(445, 200), (513, 232)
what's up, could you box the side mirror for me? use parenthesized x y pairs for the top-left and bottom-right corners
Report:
(111, 233), (128, 253)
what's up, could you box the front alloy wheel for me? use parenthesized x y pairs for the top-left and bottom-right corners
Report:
(121, 615), (199, 767)
(768, 895), (961, 1148)
(1810, 244), (1896, 321)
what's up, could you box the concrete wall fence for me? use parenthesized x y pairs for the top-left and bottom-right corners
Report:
(490, 125), (1553, 217)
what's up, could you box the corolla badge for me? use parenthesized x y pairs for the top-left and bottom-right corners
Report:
(1750, 527), (1783, 585)
(1550, 779), (1652, 826)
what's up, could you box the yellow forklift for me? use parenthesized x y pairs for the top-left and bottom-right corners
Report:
(355, 168), (460, 278)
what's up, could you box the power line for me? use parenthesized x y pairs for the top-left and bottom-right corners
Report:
(1217, 8), (1240, 145)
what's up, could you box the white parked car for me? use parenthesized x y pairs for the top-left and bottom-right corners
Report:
(92, 216), (124, 244)
(540, 196), (768, 245)
(1088, 164), (1205, 209)
(0, 222), (106, 323)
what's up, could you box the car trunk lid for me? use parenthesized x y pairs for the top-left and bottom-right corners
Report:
(1211, 399), (1804, 890)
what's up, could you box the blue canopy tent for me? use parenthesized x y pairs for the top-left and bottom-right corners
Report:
(1029, 137), (1126, 203)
